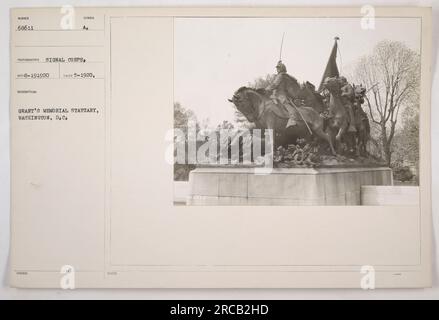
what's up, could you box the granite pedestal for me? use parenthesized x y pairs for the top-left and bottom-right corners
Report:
(187, 167), (393, 205)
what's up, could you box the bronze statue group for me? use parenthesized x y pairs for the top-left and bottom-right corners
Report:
(229, 59), (371, 162)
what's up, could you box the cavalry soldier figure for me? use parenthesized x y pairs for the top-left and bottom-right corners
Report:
(266, 60), (291, 104)
(338, 76), (357, 133)
(266, 60), (299, 127)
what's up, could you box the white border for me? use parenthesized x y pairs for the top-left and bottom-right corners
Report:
(1, 0), (438, 299)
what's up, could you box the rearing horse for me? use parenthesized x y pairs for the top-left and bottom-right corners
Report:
(229, 87), (336, 155)
(322, 77), (351, 152)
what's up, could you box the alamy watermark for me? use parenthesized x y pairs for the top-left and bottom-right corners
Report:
(360, 5), (376, 30)
(360, 265), (376, 290)
(60, 5), (75, 30)
(60, 265), (75, 289)
(165, 120), (274, 174)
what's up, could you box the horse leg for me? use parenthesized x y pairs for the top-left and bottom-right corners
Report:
(347, 132), (357, 155)
(355, 135), (361, 157)
(355, 128), (364, 157)
(360, 134), (367, 156)
(265, 116), (280, 150)
(315, 127), (336, 155)
(335, 122), (347, 154)
(335, 122), (346, 142)
(325, 126), (336, 155)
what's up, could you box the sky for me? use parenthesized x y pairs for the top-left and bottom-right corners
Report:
(174, 17), (421, 126)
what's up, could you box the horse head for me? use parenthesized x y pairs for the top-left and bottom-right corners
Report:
(228, 87), (262, 123)
(322, 76), (341, 95)
(354, 84), (366, 96)
(283, 74), (302, 98)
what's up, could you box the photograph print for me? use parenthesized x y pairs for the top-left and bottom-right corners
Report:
(173, 17), (421, 206)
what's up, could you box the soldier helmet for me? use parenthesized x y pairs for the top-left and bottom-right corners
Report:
(276, 60), (287, 73)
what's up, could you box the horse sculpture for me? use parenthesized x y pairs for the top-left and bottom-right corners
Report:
(322, 76), (352, 153)
(322, 78), (371, 156)
(228, 86), (336, 155)
(352, 84), (370, 156)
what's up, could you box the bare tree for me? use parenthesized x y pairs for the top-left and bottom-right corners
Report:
(353, 40), (420, 166)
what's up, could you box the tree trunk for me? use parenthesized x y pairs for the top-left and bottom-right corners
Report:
(380, 123), (392, 166)
(384, 142), (392, 167)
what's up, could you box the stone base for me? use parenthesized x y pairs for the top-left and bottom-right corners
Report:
(361, 185), (418, 206)
(187, 167), (393, 205)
